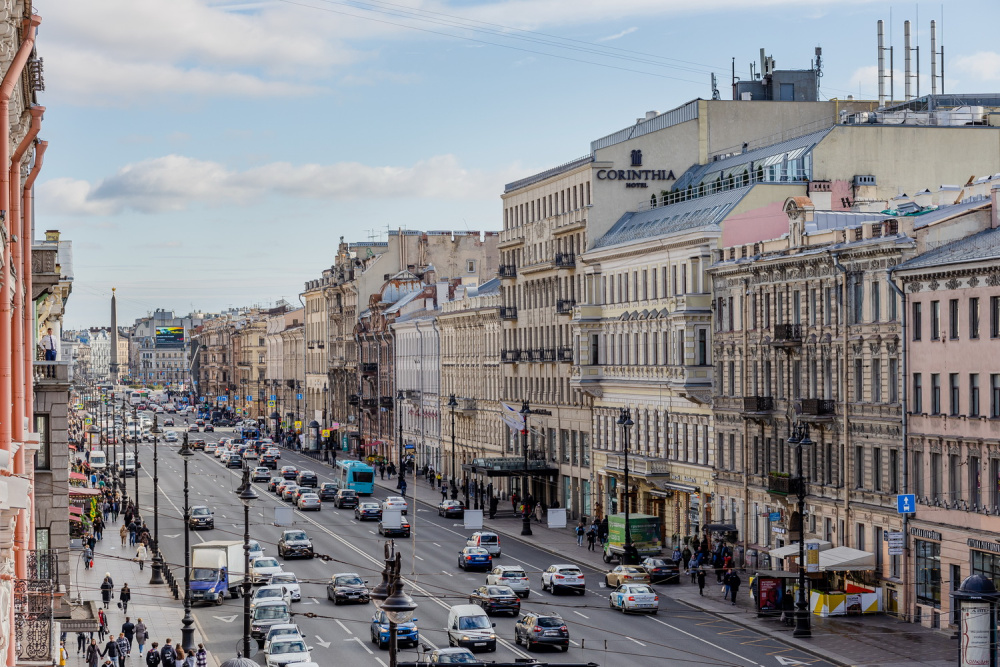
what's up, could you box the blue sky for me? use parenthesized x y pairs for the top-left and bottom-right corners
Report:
(38, 0), (1000, 328)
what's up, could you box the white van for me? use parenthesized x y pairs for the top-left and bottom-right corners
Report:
(116, 453), (136, 477)
(466, 532), (501, 557)
(89, 450), (107, 472)
(446, 604), (496, 652)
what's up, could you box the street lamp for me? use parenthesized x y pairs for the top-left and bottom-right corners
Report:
(371, 542), (416, 667)
(519, 401), (532, 537)
(133, 407), (140, 508)
(149, 416), (165, 585)
(236, 468), (258, 659)
(787, 423), (814, 639)
(617, 407), (638, 565)
(396, 390), (405, 484)
(447, 395), (457, 496)
(179, 432), (196, 653)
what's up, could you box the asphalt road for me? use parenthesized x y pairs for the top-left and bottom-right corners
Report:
(129, 417), (834, 667)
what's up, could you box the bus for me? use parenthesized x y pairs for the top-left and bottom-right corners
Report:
(336, 460), (375, 495)
(129, 389), (151, 406)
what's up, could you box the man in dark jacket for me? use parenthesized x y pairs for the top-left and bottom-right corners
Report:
(728, 572), (742, 606)
(101, 637), (120, 663)
(160, 638), (176, 667)
(121, 618), (135, 654)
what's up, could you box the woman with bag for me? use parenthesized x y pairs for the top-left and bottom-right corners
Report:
(135, 543), (148, 571)
(86, 639), (101, 667)
(83, 546), (93, 570)
(135, 619), (147, 656)
(97, 610), (108, 642)
(100, 578), (114, 609)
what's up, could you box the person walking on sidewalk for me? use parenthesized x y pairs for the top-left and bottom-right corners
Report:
(696, 568), (706, 595)
(195, 644), (208, 667)
(175, 646), (188, 666)
(120, 524), (128, 547)
(160, 639), (176, 667)
(146, 643), (160, 667)
(97, 610), (108, 643)
(77, 631), (87, 656)
(101, 636), (121, 665)
(100, 578), (114, 609)
(575, 522), (585, 547)
(136, 543), (148, 570)
(86, 639), (101, 667)
(586, 526), (596, 551)
(119, 584), (131, 614)
(83, 545), (93, 570)
(115, 633), (129, 667)
(121, 617), (135, 655)
(135, 619), (147, 656)
(440, 483), (447, 502)
(59, 640), (68, 666)
(728, 571), (741, 605)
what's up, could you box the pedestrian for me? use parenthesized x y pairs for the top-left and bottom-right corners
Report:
(586, 526), (596, 551)
(672, 546), (682, 566)
(440, 483), (447, 502)
(120, 524), (128, 547)
(103, 500), (111, 522)
(94, 516), (104, 541)
(174, 646), (186, 666)
(115, 633), (129, 667)
(183, 646), (196, 667)
(729, 572), (742, 606)
(722, 569), (731, 600)
(146, 642), (161, 667)
(119, 584), (131, 614)
(575, 522), (585, 547)
(690, 552), (701, 583)
(97, 610), (108, 642)
(111, 500), (120, 523)
(100, 578), (114, 610)
(86, 639), (101, 667)
(195, 644), (207, 667)
(379, 463), (385, 480)
(83, 545), (93, 570)
(102, 636), (120, 664)
(121, 617), (135, 654)
(399, 480), (407, 497)
(77, 631), (87, 655)
(696, 568), (706, 596)
(135, 619), (147, 655)
(128, 521), (137, 546)
(88, 533), (98, 552)
(136, 543), (148, 570)
(682, 546), (692, 573)
(510, 492), (518, 512)
(59, 640), (68, 666)
(160, 639), (176, 667)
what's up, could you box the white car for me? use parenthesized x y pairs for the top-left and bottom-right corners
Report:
(250, 557), (284, 584)
(267, 447), (282, 460)
(541, 564), (586, 595)
(263, 624), (302, 653)
(609, 583), (659, 614)
(204, 443), (218, 454)
(164, 431), (179, 443)
(214, 446), (226, 458)
(264, 637), (312, 667)
(248, 540), (265, 562)
(268, 572), (302, 601)
(487, 565), (530, 598)
(251, 584), (292, 610)
(382, 496), (408, 515)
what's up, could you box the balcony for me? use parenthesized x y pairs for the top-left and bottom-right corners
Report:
(540, 348), (556, 362)
(799, 398), (836, 418)
(361, 362), (378, 375)
(501, 349), (521, 364)
(554, 253), (576, 268)
(500, 306), (518, 320)
(33, 360), (72, 386)
(379, 396), (394, 409)
(499, 264), (517, 279)
(742, 396), (775, 413)
(361, 398), (378, 410)
(456, 398), (476, 415)
(767, 472), (795, 496)
(557, 346), (573, 363)
(772, 323), (803, 346)
(556, 299), (576, 315)
(348, 394), (360, 406)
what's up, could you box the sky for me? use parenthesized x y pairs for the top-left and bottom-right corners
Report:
(37, 0), (1000, 328)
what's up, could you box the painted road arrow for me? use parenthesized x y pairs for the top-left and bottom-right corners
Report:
(314, 636), (331, 648)
(212, 615), (238, 623)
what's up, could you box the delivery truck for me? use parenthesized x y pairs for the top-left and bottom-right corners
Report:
(602, 513), (662, 564)
(190, 540), (247, 604)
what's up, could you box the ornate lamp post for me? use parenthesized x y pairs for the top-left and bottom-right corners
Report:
(149, 416), (165, 585)
(519, 401), (532, 537)
(396, 390), (405, 483)
(787, 423), (814, 638)
(236, 468), (258, 659)
(179, 432), (196, 652)
(371, 542), (416, 667)
(617, 407), (638, 565)
(447, 395), (458, 494)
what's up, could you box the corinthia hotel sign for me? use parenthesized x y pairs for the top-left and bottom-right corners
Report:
(596, 150), (676, 189)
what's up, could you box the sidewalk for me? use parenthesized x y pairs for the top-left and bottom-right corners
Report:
(67, 515), (215, 666)
(300, 449), (955, 667)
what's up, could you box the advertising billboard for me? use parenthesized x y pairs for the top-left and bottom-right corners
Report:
(155, 326), (184, 347)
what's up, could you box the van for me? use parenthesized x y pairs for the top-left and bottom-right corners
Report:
(466, 532), (501, 557)
(88, 450), (107, 471)
(446, 604), (496, 652)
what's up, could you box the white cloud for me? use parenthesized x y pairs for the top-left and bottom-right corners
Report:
(38, 154), (519, 216)
(597, 27), (637, 42)
(953, 51), (1000, 82)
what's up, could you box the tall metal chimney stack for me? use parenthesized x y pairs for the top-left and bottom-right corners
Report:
(904, 20), (912, 101)
(877, 20), (886, 107)
(930, 20), (937, 96)
(110, 287), (119, 381)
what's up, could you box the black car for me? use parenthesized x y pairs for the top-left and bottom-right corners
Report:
(327, 573), (370, 605)
(267, 478), (282, 492)
(260, 453), (278, 469)
(354, 502), (382, 521)
(280, 466), (299, 480)
(514, 613), (569, 651)
(469, 585), (520, 616)
(437, 500), (465, 518)
(318, 482), (339, 500)
(334, 489), (358, 509)
(226, 455), (243, 469)
(277, 529), (314, 559)
(203, 424), (215, 432)
(640, 557), (680, 584)
(296, 471), (318, 487)
(377, 518), (411, 538)
(188, 506), (214, 529)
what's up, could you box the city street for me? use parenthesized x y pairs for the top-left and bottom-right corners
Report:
(134, 422), (834, 667)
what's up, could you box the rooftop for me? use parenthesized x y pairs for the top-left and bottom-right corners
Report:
(896, 225), (1000, 272)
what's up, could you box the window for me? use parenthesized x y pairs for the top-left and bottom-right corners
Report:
(466, 260), (476, 273)
(950, 454), (962, 502)
(992, 459), (1000, 508)
(971, 374), (981, 417)
(950, 373), (960, 416)
(972, 550), (1000, 592)
(890, 286), (898, 321)
(825, 287), (834, 326)
(697, 329), (708, 366)
(793, 290), (801, 324)
(913, 451), (924, 497)
(34, 414), (49, 471)
(810, 289), (817, 326)
(890, 449), (899, 493)
(873, 448), (882, 491)
(872, 359), (882, 403)
(764, 293), (771, 328)
(949, 299), (960, 339)
(931, 452), (942, 500)
(970, 456), (981, 508)
(915, 540), (941, 607)
(856, 524), (866, 551)
(855, 445), (864, 489)
(992, 374), (1000, 418)
(729, 435), (736, 472)
(852, 276), (864, 324)
(992, 296), (1000, 338)
(875, 526), (884, 568)
(931, 374), (941, 415)
(913, 302), (923, 341)
(913, 373), (923, 413)
(970, 298), (980, 339)
(727, 361), (735, 396)
(854, 358), (864, 401)
(889, 359), (899, 403)
(931, 300), (941, 340)
(871, 282), (881, 322)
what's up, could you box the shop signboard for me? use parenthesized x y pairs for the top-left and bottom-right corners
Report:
(806, 542), (820, 573)
(959, 601), (991, 667)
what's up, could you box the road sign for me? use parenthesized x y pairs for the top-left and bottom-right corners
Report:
(296, 393), (303, 400)
(887, 531), (905, 556)
(896, 494), (915, 514)
(321, 429), (330, 438)
(84, 418), (93, 425)
(246, 395), (253, 402)
(218, 396), (227, 402)
(269, 395), (276, 400)
(294, 420), (302, 431)
(769, 512), (781, 522)
(268, 400), (276, 408)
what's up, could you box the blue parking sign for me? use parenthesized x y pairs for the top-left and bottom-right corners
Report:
(246, 395), (253, 402)
(296, 393), (303, 400)
(896, 494), (915, 514)
(269, 395), (276, 400)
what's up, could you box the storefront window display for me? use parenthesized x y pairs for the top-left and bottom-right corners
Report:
(915, 540), (941, 607)
(970, 550), (1000, 590)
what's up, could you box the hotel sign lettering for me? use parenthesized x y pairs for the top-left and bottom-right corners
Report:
(596, 168), (676, 189)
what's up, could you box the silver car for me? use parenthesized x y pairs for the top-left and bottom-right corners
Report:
(297, 493), (321, 511)
(281, 484), (299, 501)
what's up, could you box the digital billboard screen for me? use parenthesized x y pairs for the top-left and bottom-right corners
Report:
(155, 326), (184, 347)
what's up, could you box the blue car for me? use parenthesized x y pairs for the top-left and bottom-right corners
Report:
(370, 610), (419, 649)
(458, 547), (493, 571)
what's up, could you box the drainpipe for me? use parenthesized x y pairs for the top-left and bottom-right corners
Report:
(741, 278), (750, 566)
(887, 265), (910, 622)
(828, 251), (850, 549)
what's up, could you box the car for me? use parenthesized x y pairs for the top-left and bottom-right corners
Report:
(250, 557), (284, 584)
(205, 443), (218, 454)
(296, 470), (318, 487)
(251, 601), (291, 647)
(188, 424), (199, 432)
(281, 466), (299, 480)
(260, 453), (278, 469)
(164, 431), (179, 443)
(268, 478), (283, 492)
(163, 418), (175, 427)
(377, 517), (411, 538)
(541, 564), (586, 595)
(609, 583), (659, 614)
(370, 610), (419, 650)
(293, 487), (311, 503)
(604, 564), (650, 587)
(469, 585), (520, 616)
(458, 547), (492, 571)
(213, 445), (226, 458)
(190, 438), (206, 451)
(281, 485), (300, 502)
(437, 500), (465, 518)
(513, 613), (569, 651)
(297, 493), (321, 511)
(188, 505), (215, 529)
(248, 540), (265, 562)
(263, 637), (312, 667)
(268, 447), (282, 460)
(252, 467), (271, 482)
(203, 423), (215, 432)
(327, 573), (370, 605)
(250, 584), (292, 610)
(318, 482), (339, 500)
(333, 489), (358, 509)
(640, 557), (680, 584)
(263, 623), (302, 653)
(275, 480), (291, 496)
(268, 572), (302, 602)
(243, 448), (259, 461)
(227, 454), (244, 469)
(426, 648), (480, 664)
(486, 566), (530, 598)
(195, 419), (205, 426)
(354, 502), (382, 521)
(382, 496), (408, 515)
(277, 529), (314, 559)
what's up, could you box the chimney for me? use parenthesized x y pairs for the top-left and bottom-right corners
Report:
(877, 21), (886, 107)
(904, 21), (912, 101)
(930, 20), (937, 96)
(992, 182), (1000, 229)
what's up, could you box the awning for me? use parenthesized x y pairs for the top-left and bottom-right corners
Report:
(704, 523), (738, 533)
(817, 546), (876, 572)
(69, 506), (83, 522)
(659, 482), (699, 494)
(69, 472), (87, 481)
(769, 539), (833, 560)
(68, 487), (102, 497)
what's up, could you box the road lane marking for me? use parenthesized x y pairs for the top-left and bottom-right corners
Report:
(626, 636), (646, 646)
(441, 571), (453, 577)
(648, 616), (760, 665)
(335, 619), (353, 635)
(314, 636), (331, 648)
(573, 611), (589, 618)
(346, 637), (372, 654)
(432, 543), (441, 548)
(311, 598), (320, 605)
(414, 555), (424, 561)
(375, 658), (388, 667)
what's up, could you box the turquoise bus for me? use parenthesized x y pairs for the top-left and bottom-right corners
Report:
(336, 460), (375, 495)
